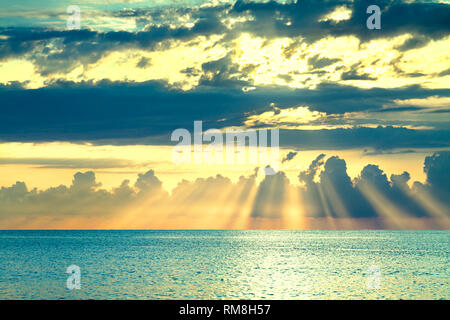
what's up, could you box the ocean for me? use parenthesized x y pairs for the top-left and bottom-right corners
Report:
(0, 230), (448, 299)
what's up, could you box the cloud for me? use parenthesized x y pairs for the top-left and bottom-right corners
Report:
(136, 56), (151, 68)
(419, 151), (450, 203)
(3, 1), (448, 45)
(0, 157), (147, 169)
(135, 169), (163, 194)
(0, 9), (227, 73)
(0, 1), (448, 84)
(298, 152), (450, 222)
(1, 152), (448, 228)
(232, 0), (450, 42)
(251, 170), (289, 218)
(279, 127), (450, 150)
(0, 80), (448, 150)
(308, 54), (341, 70)
(0, 169), (167, 221)
(341, 69), (376, 81)
(282, 151), (298, 163)
(0, 1), (448, 229)
(395, 35), (430, 51)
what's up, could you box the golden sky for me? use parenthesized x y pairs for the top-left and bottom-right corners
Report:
(0, 0), (449, 229)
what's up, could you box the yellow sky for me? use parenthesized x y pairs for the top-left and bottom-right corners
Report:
(0, 142), (431, 192)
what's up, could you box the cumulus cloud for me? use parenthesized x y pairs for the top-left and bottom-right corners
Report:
(415, 151), (450, 205)
(0, 152), (448, 229)
(0, 170), (166, 220)
(251, 170), (290, 219)
(297, 152), (450, 223)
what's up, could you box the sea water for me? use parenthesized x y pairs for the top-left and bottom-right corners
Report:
(0, 230), (448, 299)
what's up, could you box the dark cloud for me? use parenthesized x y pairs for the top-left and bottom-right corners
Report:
(0, 80), (448, 150)
(199, 52), (247, 87)
(297, 154), (377, 219)
(0, 11), (226, 74)
(0, 0), (448, 76)
(0, 1), (448, 159)
(230, 0), (450, 43)
(427, 109), (450, 114)
(341, 70), (376, 81)
(438, 69), (450, 77)
(282, 151), (298, 163)
(279, 127), (450, 151)
(319, 156), (374, 218)
(251, 170), (289, 218)
(298, 152), (450, 221)
(395, 35), (430, 51)
(308, 55), (340, 70)
(421, 151), (450, 203)
(136, 56), (151, 69)
(372, 106), (425, 113)
(362, 149), (416, 156)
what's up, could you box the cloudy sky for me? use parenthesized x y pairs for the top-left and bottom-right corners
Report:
(0, 0), (449, 229)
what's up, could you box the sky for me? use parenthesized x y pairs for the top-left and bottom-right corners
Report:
(0, 0), (449, 229)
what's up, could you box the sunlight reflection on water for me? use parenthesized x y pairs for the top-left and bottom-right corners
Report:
(0, 230), (448, 299)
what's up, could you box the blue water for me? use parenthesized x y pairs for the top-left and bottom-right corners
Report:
(0, 230), (448, 299)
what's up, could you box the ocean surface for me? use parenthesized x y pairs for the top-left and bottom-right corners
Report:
(0, 230), (448, 300)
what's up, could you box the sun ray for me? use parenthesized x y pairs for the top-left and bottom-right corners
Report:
(357, 181), (412, 229)
(317, 184), (337, 229)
